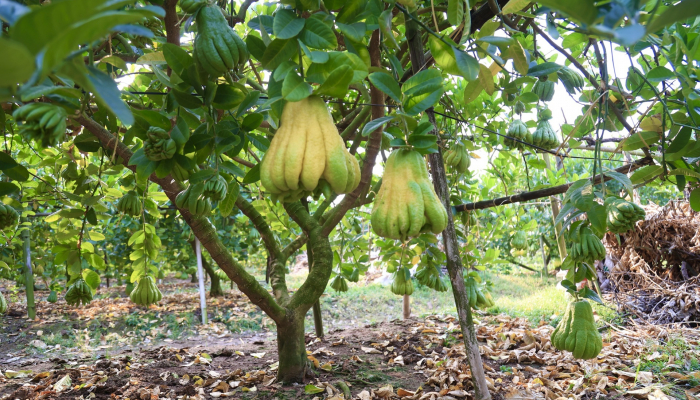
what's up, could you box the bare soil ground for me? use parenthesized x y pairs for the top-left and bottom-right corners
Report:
(1, 282), (699, 400)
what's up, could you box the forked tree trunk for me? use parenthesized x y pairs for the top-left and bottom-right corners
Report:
(276, 311), (308, 382)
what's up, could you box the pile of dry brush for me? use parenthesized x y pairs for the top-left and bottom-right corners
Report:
(600, 200), (700, 326)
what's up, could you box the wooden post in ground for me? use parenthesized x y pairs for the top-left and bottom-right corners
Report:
(195, 237), (207, 324)
(403, 294), (411, 319)
(22, 218), (35, 320)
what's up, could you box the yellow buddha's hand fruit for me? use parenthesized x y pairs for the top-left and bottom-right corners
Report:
(371, 148), (448, 241)
(260, 96), (361, 202)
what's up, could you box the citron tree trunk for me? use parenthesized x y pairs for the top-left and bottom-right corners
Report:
(276, 311), (308, 382)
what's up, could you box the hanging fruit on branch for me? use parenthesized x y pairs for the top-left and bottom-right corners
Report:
(144, 127), (177, 161)
(330, 275), (349, 292)
(116, 190), (142, 217)
(180, 0), (207, 14)
(175, 186), (212, 216)
(504, 120), (531, 151)
(568, 225), (606, 264)
(130, 276), (163, 306)
(0, 291), (8, 314)
(0, 203), (19, 230)
(12, 103), (67, 147)
(550, 300), (603, 359)
(64, 279), (93, 306)
(444, 141), (471, 173)
(371, 148), (448, 241)
(260, 96), (361, 203)
(533, 78), (555, 102)
(193, 5), (249, 77)
(605, 197), (646, 233)
(532, 107), (560, 150)
(557, 66), (585, 94)
(391, 267), (414, 296)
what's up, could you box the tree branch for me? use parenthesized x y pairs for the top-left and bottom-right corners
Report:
(529, 23), (634, 133)
(230, 0), (258, 25)
(454, 156), (654, 212)
(235, 196), (289, 303)
(284, 202), (332, 312)
(320, 31), (385, 236)
(76, 114), (286, 323)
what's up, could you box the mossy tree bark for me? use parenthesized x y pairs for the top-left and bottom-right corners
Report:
(405, 15), (491, 400)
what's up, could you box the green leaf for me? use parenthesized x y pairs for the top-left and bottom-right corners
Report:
(0, 153), (18, 170)
(19, 85), (81, 102)
(646, 66), (674, 83)
(508, 41), (529, 75)
(402, 69), (444, 115)
(189, 169), (217, 185)
(478, 64), (495, 95)
(219, 180), (240, 217)
(453, 47), (480, 81)
(236, 90), (260, 117)
(534, 0), (597, 25)
(564, 179), (594, 212)
(304, 385), (325, 395)
(690, 188), (700, 212)
(246, 34), (267, 62)
(336, 0), (364, 24)
(527, 62), (562, 77)
(314, 65), (353, 98)
(87, 66), (134, 125)
(604, 169), (633, 196)
(273, 9), (305, 39)
(587, 203), (607, 237)
(100, 55), (128, 71)
(40, 11), (144, 76)
(213, 84), (246, 110)
(408, 134), (438, 152)
(668, 168), (700, 179)
(242, 163), (261, 184)
(368, 72), (401, 102)
(306, 51), (367, 84)
(476, 36), (514, 47)
(666, 126), (692, 154)
(578, 287), (603, 304)
(11, 0), (113, 54)
(298, 39), (329, 63)
(170, 117), (190, 147)
(630, 165), (662, 184)
(646, 0), (700, 33)
(172, 89), (203, 109)
(3, 164), (29, 182)
(428, 36), (461, 76)
(502, 0), (529, 14)
(0, 38), (34, 86)
(261, 39), (299, 71)
(0, 182), (20, 196)
(162, 42), (193, 77)
(89, 231), (106, 241)
(621, 131), (660, 150)
(362, 115), (395, 137)
(82, 269), (100, 292)
(336, 22), (366, 43)
(282, 71), (312, 102)
(447, 0), (464, 26)
(300, 18), (337, 49)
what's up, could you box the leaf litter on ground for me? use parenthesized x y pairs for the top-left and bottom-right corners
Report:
(1, 301), (699, 400)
